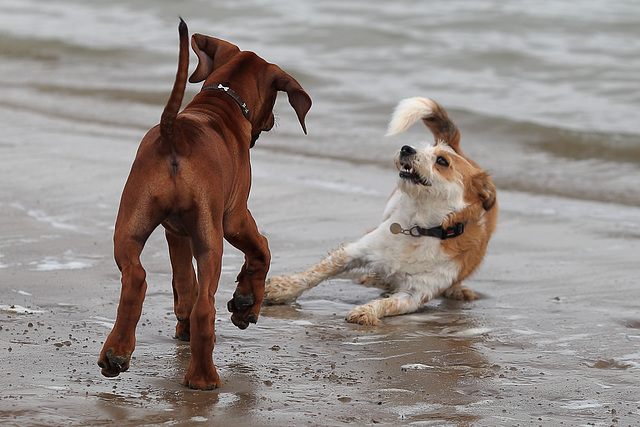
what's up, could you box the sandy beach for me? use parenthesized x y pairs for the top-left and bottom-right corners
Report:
(2, 112), (639, 425)
(2, 1), (640, 425)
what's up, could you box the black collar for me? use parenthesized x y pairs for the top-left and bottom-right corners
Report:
(201, 83), (250, 121)
(390, 221), (466, 240)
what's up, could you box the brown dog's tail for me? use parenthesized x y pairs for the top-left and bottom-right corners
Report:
(160, 18), (189, 155)
(386, 97), (462, 154)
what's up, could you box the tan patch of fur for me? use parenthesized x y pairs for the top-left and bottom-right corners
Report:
(442, 282), (479, 301)
(439, 166), (497, 285)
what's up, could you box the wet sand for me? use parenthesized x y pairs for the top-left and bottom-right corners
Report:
(1, 104), (640, 426)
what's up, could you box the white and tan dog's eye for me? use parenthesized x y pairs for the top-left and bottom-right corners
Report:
(436, 156), (449, 167)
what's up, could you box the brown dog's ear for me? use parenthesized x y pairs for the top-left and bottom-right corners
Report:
(470, 171), (497, 211)
(189, 34), (240, 83)
(272, 68), (312, 134)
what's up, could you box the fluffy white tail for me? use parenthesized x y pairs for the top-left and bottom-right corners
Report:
(386, 97), (461, 151)
(386, 97), (437, 136)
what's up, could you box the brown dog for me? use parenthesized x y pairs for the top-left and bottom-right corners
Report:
(97, 19), (311, 389)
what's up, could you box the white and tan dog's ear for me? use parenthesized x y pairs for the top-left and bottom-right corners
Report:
(387, 97), (462, 154)
(468, 171), (497, 211)
(189, 34), (241, 83)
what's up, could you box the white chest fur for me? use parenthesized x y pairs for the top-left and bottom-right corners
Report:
(344, 188), (464, 293)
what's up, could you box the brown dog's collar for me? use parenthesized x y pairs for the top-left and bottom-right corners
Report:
(390, 221), (466, 239)
(201, 84), (250, 121)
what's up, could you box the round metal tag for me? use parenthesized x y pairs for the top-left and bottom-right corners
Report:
(390, 223), (403, 235)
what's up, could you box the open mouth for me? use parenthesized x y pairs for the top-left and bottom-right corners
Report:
(399, 164), (431, 186)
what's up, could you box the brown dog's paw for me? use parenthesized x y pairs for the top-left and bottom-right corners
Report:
(346, 306), (381, 326)
(182, 372), (221, 390)
(174, 319), (190, 341)
(229, 290), (255, 311)
(227, 290), (259, 330)
(442, 285), (478, 301)
(97, 349), (131, 377)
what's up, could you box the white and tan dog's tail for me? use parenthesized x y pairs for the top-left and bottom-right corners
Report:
(386, 97), (461, 152)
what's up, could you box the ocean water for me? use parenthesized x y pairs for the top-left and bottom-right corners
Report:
(1, 0), (639, 207)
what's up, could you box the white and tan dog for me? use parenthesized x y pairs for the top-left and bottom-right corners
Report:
(264, 98), (497, 325)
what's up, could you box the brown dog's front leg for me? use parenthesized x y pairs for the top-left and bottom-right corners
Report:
(228, 262), (265, 329)
(224, 211), (270, 329)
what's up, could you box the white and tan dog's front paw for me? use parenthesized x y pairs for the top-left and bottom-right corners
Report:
(346, 305), (381, 326)
(263, 275), (306, 305)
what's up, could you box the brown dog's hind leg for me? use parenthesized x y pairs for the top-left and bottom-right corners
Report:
(166, 231), (197, 341)
(98, 234), (150, 378)
(181, 220), (223, 390)
(224, 210), (270, 330)
(98, 180), (168, 379)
